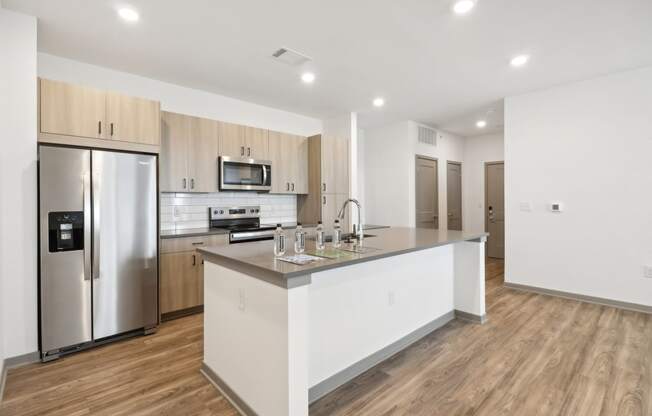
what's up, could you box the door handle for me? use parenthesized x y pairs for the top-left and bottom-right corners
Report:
(98, 121), (102, 136)
(83, 172), (91, 281)
(191, 178), (195, 190)
(247, 147), (251, 157)
(192, 254), (196, 266)
(110, 122), (114, 137)
(92, 169), (101, 280)
(291, 183), (295, 192)
(322, 183), (326, 192)
(182, 178), (187, 189)
(323, 195), (326, 205)
(286, 182), (290, 191)
(191, 241), (205, 246)
(448, 213), (453, 217)
(240, 146), (245, 156)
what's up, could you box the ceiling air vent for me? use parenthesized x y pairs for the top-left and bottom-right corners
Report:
(418, 125), (437, 146)
(271, 47), (312, 66)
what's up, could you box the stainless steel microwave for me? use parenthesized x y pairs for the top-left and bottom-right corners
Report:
(219, 156), (272, 191)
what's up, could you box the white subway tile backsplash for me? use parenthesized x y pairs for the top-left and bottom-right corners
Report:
(160, 192), (297, 231)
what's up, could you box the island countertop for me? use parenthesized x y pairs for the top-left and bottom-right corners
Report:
(198, 227), (488, 288)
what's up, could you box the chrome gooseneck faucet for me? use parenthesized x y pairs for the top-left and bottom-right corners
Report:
(337, 198), (363, 242)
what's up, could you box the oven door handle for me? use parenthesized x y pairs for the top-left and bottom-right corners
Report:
(262, 165), (268, 186)
(230, 230), (275, 243)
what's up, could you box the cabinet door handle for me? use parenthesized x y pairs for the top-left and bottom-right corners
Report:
(322, 183), (326, 192)
(323, 195), (326, 205)
(191, 241), (204, 246)
(247, 147), (251, 157)
(183, 178), (187, 189)
(192, 254), (196, 266)
(110, 122), (114, 136)
(291, 183), (295, 191)
(240, 146), (245, 156)
(286, 182), (290, 191)
(191, 178), (195, 189)
(98, 121), (102, 135)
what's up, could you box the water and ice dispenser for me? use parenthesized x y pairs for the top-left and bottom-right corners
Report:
(48, 211), (84, 252)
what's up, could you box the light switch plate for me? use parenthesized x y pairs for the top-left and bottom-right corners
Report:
(644, 266), (652, 279)
(519, 202), (532, 212)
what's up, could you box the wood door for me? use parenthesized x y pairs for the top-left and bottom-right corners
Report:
(268, 130), (290, 193)
(486, 162), (505, 258)
(160, 111), (190, 192)
(106, 92), (160, 145)
(294, 135), (309, 194)
(415, 156), (438, 229)
(219, 122), (246, 158)
(188, 116), (220, 192)
(160, 252), (201, 314)
(447, 161), (463, 230)
(245, 126), (269, 159)
(39, 78), (106, 139)
(320, 135), (335, 194)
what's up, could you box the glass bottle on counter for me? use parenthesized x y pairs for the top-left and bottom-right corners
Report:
(315, 221), (325, 251)
(273, 224), (286, 257)
(332, 219), (342, 248)
(294, 223), (306, 253)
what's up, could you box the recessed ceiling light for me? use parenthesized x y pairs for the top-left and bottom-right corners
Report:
(118, 8), (139, 22)
(452, 0), (475, 15)
(301, 72), (315, 84)
(476, 120), (487, 128)
(510, 54), (529, 67)
(373, 97), (385, 107)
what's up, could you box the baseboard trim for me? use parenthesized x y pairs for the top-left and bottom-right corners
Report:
(504, 282), (652, 315)
(161, 305), (204, 322)
(201, 362), (257, 416)
(308, 310), (455, 404)
(455, 309), (488, 324)
(1, 351), (40, 402)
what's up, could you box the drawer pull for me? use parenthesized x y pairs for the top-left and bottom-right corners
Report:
(191, 242), (205, 245)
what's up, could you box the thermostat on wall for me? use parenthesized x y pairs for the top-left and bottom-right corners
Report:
(550, 202), (563, 212)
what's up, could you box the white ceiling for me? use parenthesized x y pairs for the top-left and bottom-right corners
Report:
(5, 0), (652, 135)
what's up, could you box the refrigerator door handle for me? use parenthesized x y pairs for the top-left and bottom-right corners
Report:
(92, 169), (101, 280)
(83, 172), (92, 281)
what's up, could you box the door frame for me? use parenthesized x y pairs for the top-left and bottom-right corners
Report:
(414, 155), (439, 229)
(484, 161), (505, 259)
(446, 160), (463, 230)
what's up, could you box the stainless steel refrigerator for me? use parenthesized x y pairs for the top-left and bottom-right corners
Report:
(38, 145), (158, 361)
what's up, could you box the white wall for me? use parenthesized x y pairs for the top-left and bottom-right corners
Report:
(463, 133), (504, 233)
(362, 121), (465, 229)
(38, 53), (322, 137)
(0, 8), (38, 358)
(505, 66), (652, 307)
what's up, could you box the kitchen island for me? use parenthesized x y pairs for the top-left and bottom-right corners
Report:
(198, 227), (488, 416)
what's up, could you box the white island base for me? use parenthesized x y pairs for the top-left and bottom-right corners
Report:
(201, 236), (486, 416)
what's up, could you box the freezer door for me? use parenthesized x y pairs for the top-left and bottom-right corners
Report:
(39, 146), (92, 353)
(92, 150), (158, 340)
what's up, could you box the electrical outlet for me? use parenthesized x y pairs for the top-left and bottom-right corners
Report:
(644, 266), (652, 279)
(388, 291), (395, 306)
(173, 206), (182, 220)
(238, 289), (246, 311)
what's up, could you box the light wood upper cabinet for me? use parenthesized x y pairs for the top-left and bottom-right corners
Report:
(244, 127), (269, 159)
(220, 122), (246, 158)
(321, 135), (349, 195)
(269, 131), (308, 194)
(106, 92), (160, 145)
(188, 117), (220, 192)
(40, 78), (106, 139)
(160, 111), (191, 192)
(39, 78), (161, 151)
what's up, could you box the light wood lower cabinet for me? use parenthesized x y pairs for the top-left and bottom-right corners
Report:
(160, 234), (227, 319)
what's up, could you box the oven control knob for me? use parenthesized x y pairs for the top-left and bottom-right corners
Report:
(250, 209), (255, 213)
(219, 210), (224, 215)
(255, 209), (260, 213)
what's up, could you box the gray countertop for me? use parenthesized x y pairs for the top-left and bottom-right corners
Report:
(160, 228), (229, 239)
(160, 224), (390, 239)
(198, 227), (488, 288)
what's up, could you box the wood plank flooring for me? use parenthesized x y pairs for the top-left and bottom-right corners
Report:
(2, 259), (651, 416)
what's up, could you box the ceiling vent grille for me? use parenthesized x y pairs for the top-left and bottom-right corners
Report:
(418, 125), (437, 146)
(271, 47), (312, 66)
